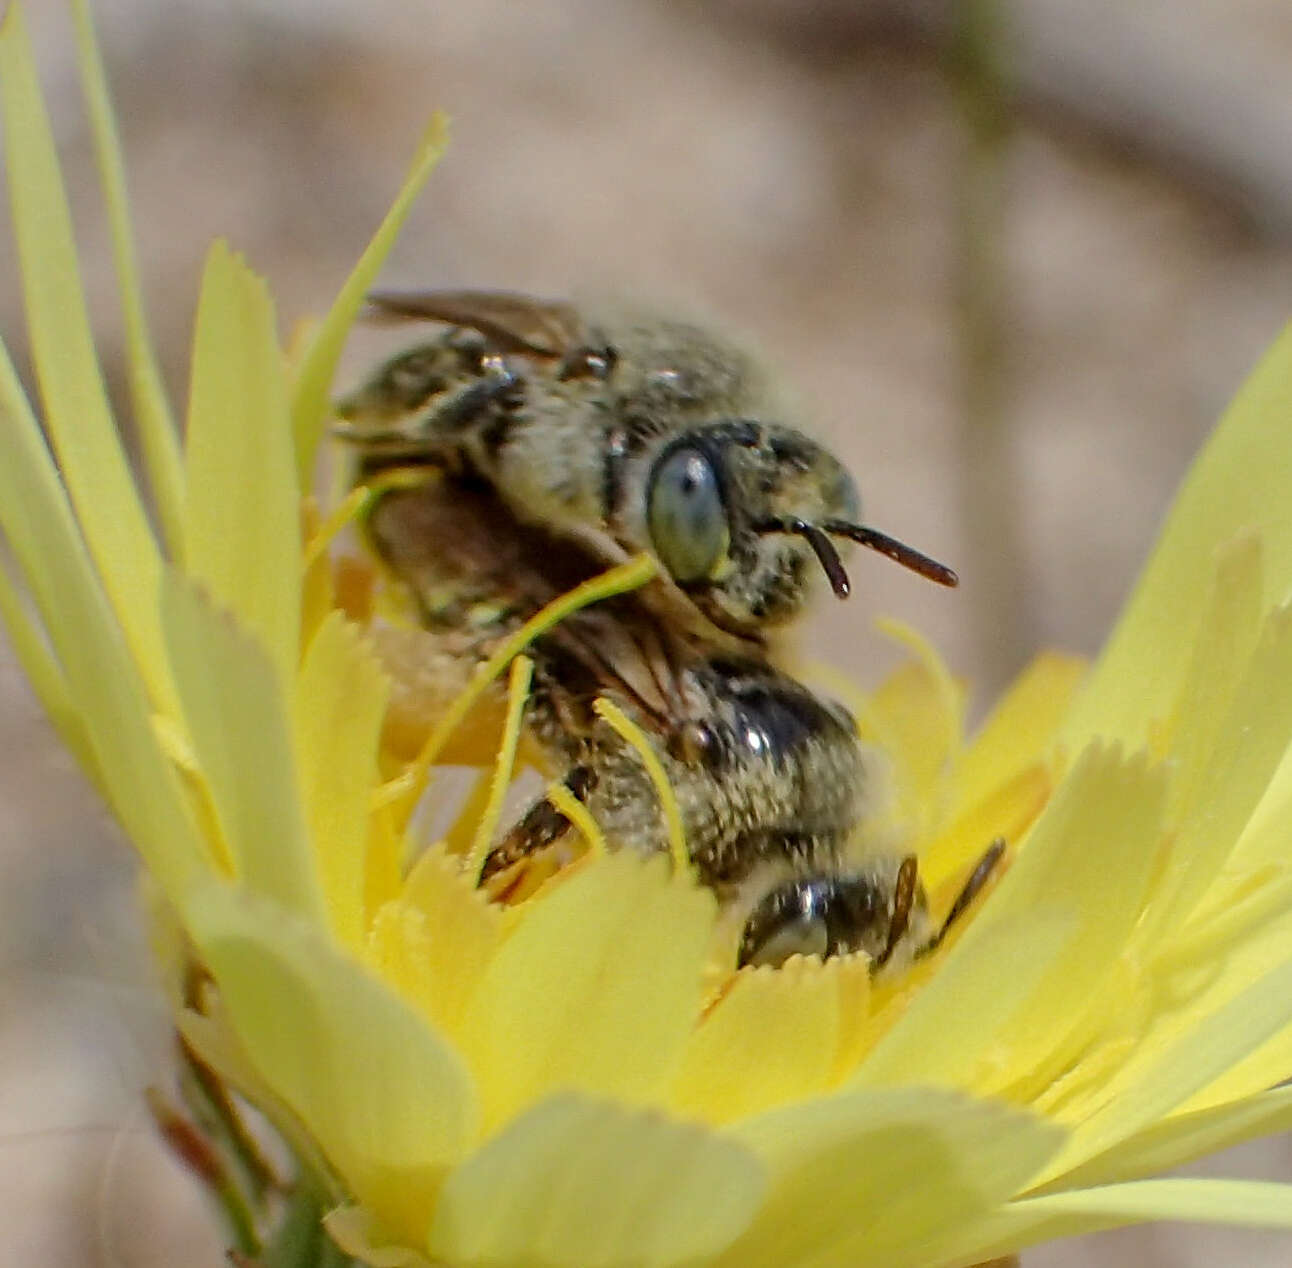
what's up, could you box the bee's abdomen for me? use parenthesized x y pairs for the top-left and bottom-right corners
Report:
(668, 659), (869, 892)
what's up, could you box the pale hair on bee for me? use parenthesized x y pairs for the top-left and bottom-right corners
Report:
(337, 289), (999, 971)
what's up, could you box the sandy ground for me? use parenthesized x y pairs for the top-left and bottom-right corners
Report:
(3, 2), (1292, 1263)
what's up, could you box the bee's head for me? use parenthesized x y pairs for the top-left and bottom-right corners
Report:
(641, 421), (957, 634)
(737, 858), (930, 970)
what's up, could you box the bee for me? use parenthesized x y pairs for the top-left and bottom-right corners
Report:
(338, 290), (999, 969)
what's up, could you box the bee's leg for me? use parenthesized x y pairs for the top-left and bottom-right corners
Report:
(929, 837), (1007, 949)
(431, 371), (525, 435)
(875, 855), (920, 968)
(477, 765), (597, 885)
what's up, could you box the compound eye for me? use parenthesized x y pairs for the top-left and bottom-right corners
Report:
(740, 912), (829, 969)
(647, 446), (729, 583)
(738, 879), (833, 969)
(826, 463), (861, 521)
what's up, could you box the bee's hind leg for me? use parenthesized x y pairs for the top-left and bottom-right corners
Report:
(477, 765), (597, 886)
(926, 836), (1007, 952)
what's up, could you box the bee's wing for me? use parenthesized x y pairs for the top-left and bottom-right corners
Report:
(365, 289), (585, 357)
(544, 606), (682, 730)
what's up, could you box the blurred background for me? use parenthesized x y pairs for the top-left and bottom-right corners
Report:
(3, 1), (1292, 1263)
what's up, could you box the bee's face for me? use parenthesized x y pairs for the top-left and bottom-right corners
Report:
(637, 421), (862, 633)
(337, 292), (957, 642)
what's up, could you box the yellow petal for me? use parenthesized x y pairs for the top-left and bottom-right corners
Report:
(1159, 532), (1263, 820)
(465, 654), (534, 879)
(290, 114), (449, 480)
(858, 745), (1164, 1094)
(458, 851), (714, 1131)
(294, 611), (389, 947)
(0, 344), (204, 904)
(179, 1004), (334, 1185)
(1042, 938), (1292, 1181)
(672, 956), (856, 1126)
(0, 3), (175, 717)
(1149, 603), (1292, 933)
(184, 881), (478, 1244)
(365, 844), (504, 1040)
(427, 1094), (763, 1267)
(861, 626), (964, 839)
(1181, 1020), (1292, 1119)
(184, 240), (300, 683)
(1126, 877), (1292, 1117)
(953, 651), (1086, 813)
(1061, 321), (1292, 752)
(162, 574), (324, 923)
(921, 1178), (1292, 1267)
(720, 1087), (1062, 1268)
(70, 0), (183, 555)
(0, 553), (99, 785)
(1032, 1178), (1292, 1230)
(1045, 1084), (1292, 1192)
(924, 649), (1085, 895)
(920, 761), (1051, 894)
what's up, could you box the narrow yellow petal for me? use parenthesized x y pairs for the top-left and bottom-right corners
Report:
(720, 1088), (1062, 1268)
(545, 778), (608, 855)
(1183, 1028), (1292, 1122)
(184, 241), (300, 683)
(1159, 532), (1263, 820)
(185, 882), (478, 1246)
(1024, 1179), (1292, 1238)
(294, 611), (390, 947)
(0, 555), (100, 784)
(70, 0), (184, 555)
(920, 1179), (1292, 1268)
(1046, 1085), (1292, 1192)
(1061, 321), (1292, 752)
(857, 746), (1164, 1093)
(594, 695), (689, 875)
(861, 629), (964, 838)
(162, 574), (324, 923)
(290, 114), (449, 481)
(299, 497), (337, 650)
(427, 1094), (763, 1267)
(465, 654), (533, 880)
(458, 851), (714, 1131)
(0, 344), (204, 904)
(0, 4), (175, 716)
(672, 957), (846, 1125)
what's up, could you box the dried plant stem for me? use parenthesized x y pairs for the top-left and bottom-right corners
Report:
(948, 0), (1033, 694)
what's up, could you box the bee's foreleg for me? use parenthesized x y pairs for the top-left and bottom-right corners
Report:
(477, 764), (597, 885)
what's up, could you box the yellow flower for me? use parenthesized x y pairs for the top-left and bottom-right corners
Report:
(5, 4), (1292, 1265)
